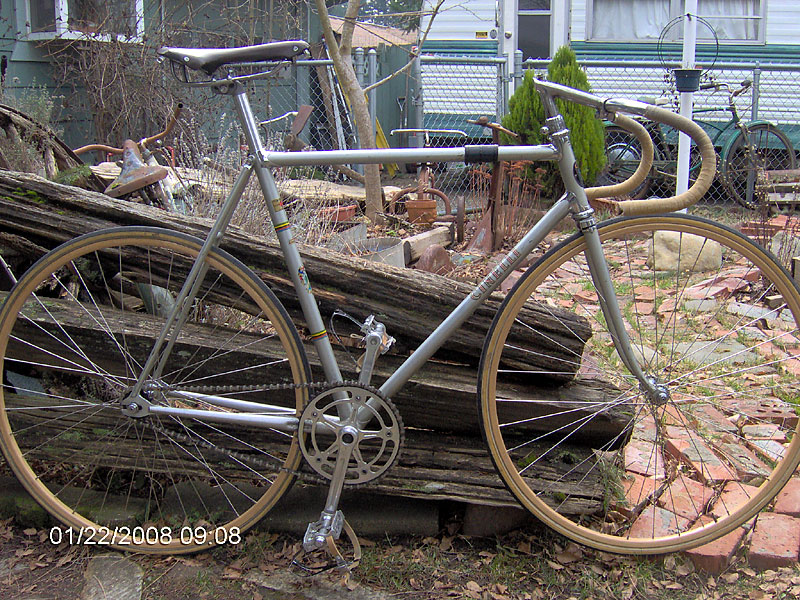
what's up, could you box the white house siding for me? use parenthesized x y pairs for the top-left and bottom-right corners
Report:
(572, 0), (588, 41)
(570, 0), (799, 45)
(421, 0), (497, 41)
(765, 0), (800, 44)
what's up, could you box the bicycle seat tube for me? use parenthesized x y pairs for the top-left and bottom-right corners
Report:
(226, 79), (347, 395)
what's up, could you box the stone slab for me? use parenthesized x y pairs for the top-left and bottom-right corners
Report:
(81, 555), (143, 600)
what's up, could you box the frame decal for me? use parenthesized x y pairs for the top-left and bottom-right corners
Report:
(471, 248), (521, 300)
(298, 266), (312, 293)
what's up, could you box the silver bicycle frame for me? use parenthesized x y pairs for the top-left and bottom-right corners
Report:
(127, 78), (654, 431)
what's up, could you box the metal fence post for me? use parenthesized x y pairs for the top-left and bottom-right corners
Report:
(514, 50), (524, 94)
(411, 52), (423, 148)
(752, 62), (761, 121)
(368, 48), (378, 139)
(354, 47), (365, 87)
(498, 54), (507, 117)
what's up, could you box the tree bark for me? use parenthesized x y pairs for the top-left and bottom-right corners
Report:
(313, 0), (383, 223)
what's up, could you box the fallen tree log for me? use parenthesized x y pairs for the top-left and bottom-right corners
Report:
(1, 290), (629, 440)
(3, 291), (613, 511)
(0, 170), (590, 379)
(5, 387), (603, 512)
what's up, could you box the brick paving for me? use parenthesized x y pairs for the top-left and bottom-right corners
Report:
(556, 223), (800, 573)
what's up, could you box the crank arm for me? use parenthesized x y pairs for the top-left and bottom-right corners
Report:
(302, 424), (358, 551)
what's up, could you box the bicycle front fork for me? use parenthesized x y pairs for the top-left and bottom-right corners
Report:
(574, 208), (668, 405)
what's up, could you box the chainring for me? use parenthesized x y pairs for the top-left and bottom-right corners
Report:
(299, 382), (403, 485)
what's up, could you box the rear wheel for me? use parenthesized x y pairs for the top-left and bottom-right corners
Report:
(0, 227), (310, 553)
(597, 125), (657, 199)
(723, 123), (795, 209)
(480, 214), (800, 554)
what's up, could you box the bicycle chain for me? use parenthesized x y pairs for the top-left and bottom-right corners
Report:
(144, 380), (404, 487)
(146, 380), (331, 485)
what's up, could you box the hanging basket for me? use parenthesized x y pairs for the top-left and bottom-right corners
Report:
(673, 68), (703, 92)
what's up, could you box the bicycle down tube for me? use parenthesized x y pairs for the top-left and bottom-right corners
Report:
(127, 79), (661, 433)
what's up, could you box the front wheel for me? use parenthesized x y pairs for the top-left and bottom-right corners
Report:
(479, 215), (800, 554)
(0, 227), (311, 553)
(723, 123), (796, 209)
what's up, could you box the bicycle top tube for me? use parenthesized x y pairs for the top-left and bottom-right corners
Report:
(262, 144), (559, 168)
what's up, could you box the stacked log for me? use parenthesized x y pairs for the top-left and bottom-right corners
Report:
(0, 171), (626, 510)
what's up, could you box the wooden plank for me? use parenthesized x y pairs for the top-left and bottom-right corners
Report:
(402, 226), (452, 263)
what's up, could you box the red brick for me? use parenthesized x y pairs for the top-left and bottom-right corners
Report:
(692, 404), (737, 434)
(733, 398), (799, 428)
(616, 473), (660, 518)
(664, 431), (738, 484)
(684, 516), (747, 574)
(709, 482), (761, 520)
(714, 442), (771, 483)
(628, 506), (690, 539)
(500, 269), (525, 294)
(657, 475), (714, 520)
(748, 513), (800, 570)
(625, 440), (666, 479)
(742, 424), (787, 442)
(780, 358), (800, 378)
(748, 438), (788, 463)
(774, 478), (800, 518)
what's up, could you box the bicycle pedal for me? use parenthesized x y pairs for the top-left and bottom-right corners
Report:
(302, 509), (345, 552)
(292, 518), (361, 575)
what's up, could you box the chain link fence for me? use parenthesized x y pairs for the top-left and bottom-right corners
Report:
(198, 52), (800, 216)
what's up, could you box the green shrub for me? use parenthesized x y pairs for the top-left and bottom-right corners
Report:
(502, 46), (606, 190)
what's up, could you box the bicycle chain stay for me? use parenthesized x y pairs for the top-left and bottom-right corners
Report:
(143, 380), (403, 487)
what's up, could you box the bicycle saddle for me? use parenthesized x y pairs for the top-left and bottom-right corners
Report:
(105, 140), (168, 198)
(158, 41), (309, 75)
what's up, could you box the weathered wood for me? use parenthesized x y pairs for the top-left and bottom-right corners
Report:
(5, 390), (604, 513)
(0, 170), (591, 378)
(1, 290), (630, 440)
(403, 226), (452, 263)
(0, 104), (105, 191)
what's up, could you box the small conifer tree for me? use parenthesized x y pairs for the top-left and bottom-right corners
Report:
(502, 46), (606, 189)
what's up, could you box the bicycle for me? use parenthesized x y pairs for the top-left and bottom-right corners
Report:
(1, 40), (800, 567)
(598, 78), (796, 208)
(73, 104), (193, 215)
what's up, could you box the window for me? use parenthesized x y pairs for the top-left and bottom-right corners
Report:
(589, 0), (763, 43)
(22, 0), (144, 40)
(518, 0), (551, 60)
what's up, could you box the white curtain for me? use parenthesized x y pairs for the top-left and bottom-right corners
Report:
(591, 0), (759, 41)
(699, 0), (759, 40)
